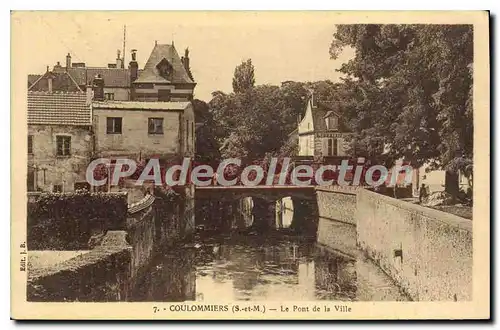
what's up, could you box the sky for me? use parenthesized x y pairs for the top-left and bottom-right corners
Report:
(12, 11), (354, 101)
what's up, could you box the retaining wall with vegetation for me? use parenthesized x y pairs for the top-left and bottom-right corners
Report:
(27, 189), (186, 302)
(27, 191), (128, 250)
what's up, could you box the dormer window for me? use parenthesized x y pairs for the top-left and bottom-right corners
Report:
(156, 58), (173, 79)
(325, 114), (339, 130)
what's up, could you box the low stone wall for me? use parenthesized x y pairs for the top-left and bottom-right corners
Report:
(316, 186), (359, 257)
(27, 231), (131, 302)
(356, 189), (472, 301)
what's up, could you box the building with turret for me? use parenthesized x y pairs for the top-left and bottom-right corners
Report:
(27, 43), (195, 102)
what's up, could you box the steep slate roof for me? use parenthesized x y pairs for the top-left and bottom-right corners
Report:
(28, 71), (82, 92)
(68, 67), (132, 87)
(92, 100), (190, 111)
(28, 74), (42, 88)
(309, 98), (350, 132)
(134, 44), (194, 84)
(28, 92), (91, 126)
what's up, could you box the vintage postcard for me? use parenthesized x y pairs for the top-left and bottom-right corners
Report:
(11, 11), (490, 320)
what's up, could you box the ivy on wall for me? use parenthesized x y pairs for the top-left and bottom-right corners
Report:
(27, 190), (128, 250)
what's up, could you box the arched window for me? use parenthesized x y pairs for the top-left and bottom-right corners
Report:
(325, 116), (339, 130)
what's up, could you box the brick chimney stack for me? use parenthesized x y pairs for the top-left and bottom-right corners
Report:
(129, 49), (138, 82)
(181, 48), (194, 81)
(116, 49), (122, 69)
(66, 53), (71, 71)
(86, 85), (93, 105)
(92, 74), (105, 101)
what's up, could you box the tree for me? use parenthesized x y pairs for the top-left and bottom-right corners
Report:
(232, 59), (255, 93)
(192, 99), (220, 165)
(329, 24), (473, 196)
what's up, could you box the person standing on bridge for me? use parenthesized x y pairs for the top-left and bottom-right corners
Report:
(419, 183), (429, 204)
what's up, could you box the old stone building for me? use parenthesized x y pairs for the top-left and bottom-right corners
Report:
(131, 43), (195, 102)
(27, 43), (195, 102)
(91, 42), (196, 161)
(28, 52), (131, 100)
(27, 91), (93, 192)
(92, 99), (195, 161)
(297, 95), (352, 157)
(27, 41), (197, 232)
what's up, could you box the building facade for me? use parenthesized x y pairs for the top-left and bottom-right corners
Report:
(131, 44), (195, 102)
(27, 43), (195, 103)
(27, 41), (197, 233)
(297, 96), (352, 157)
(27, 91), (93, 192)
(92, 100), (195, 161)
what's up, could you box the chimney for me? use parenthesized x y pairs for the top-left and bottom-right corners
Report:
(308, 89), (317, 108)
(86, 85), (93, 105)
(66, 53), (71, 70)
(129, 49), (138, 82)
(116, 49), (122, 68)
(53, 61), (63, 73)
(48, 76), (53, 93)
(92, 74), (104, 101)
(182, 48), (190, 73)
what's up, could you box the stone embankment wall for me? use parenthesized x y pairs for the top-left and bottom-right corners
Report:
(356, 189), (472, 301)
(315, 186), (359, 258)
(316, 186), (472, 301)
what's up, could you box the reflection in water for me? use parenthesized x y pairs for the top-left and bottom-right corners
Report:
(131, 237), (373, 302)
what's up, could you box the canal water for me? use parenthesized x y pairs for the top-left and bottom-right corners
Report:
(131, 233), (409, 302)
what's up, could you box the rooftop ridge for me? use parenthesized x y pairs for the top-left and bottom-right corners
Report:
(28, 90), (86, 94)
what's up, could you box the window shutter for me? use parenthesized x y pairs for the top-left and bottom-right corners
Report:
(116, 118), (122, 133)
(148, 119), (154, 133)
(56, 137), (63, 155)
(106, 118), (113, 134)
(322, 138), (329, 156)
(64, 137), (71, 155)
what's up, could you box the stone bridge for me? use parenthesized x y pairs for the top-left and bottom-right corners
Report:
(195, 185), (316, 201)
(195, 185), (318, 233)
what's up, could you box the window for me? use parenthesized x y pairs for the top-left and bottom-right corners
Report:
(148, 118), (164, 135)
(27, 167), (35, 191)
(53, 184), (62, 193)
(105, 93), (115, 100)
(192, 122), (195, 147)
(156, 58), (173, 79)
(158, 89), (171, 102)
(186, 120), (189, 150)
(106, 117), (122, 134)
(326, 138), (339, 156)
(326, 116), (339, 130)
(28, 135), (33, 154)
(56, 136), (71, 156)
